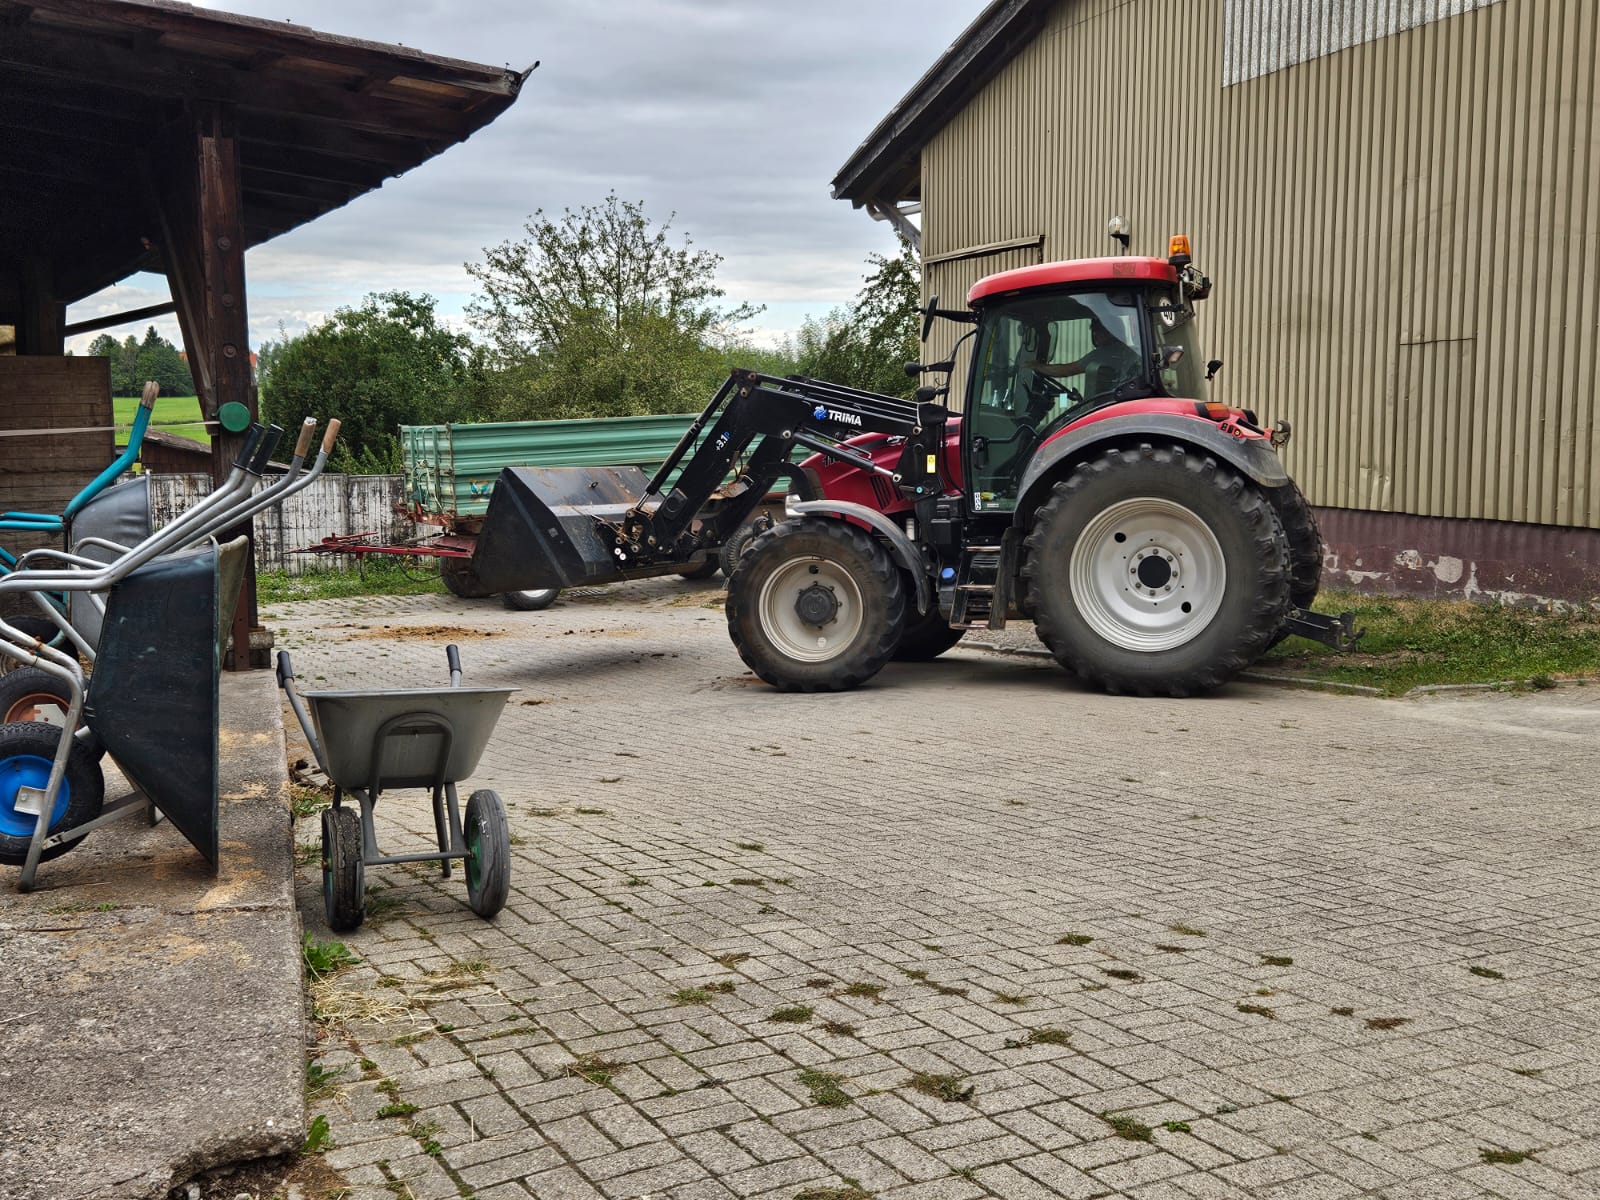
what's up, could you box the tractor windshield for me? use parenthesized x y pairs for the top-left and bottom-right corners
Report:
(1149, 288), (1209, 399)
(965, 289), (1150, 512)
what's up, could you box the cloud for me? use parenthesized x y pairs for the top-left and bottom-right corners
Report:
(73, 0), (974, 350)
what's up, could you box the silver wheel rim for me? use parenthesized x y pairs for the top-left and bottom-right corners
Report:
(756, 554), (865, 662)
(511, 589), (557, 605)
(1070, 497), (1225, 651)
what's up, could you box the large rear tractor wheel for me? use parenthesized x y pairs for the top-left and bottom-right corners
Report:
(893, 606), (965, 662)
(1270, 480), (1324, 610)
(1022, 444), (1291, 696)
(726, 518), (906, 692)
(0, 722), (106, 865)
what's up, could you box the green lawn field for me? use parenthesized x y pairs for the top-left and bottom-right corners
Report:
(113, 394), (210, 445)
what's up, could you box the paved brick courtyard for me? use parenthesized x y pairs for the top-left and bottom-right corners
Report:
(272, 580), (1600, 1200)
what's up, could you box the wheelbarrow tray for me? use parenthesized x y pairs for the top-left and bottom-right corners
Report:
(301, 686), (514, 791)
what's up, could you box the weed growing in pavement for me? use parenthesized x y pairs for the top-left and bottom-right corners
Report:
(819, 1020), (858, 1037)
(1331, 1006), (1356, 1017)
(527, 808), (562, 817)
(1468, 965), (1505, 980)
(1162, 1119), (1192, 1134)
(932, 984), (968, 997)
(376, 1101), (418, 1119)
(302, 934), (359, 980)
(362, 888), (407, 925)
(1057, 932), (1094, 946)
(705, 980), (737, 994)
(1003, 1027), (1072, 1049)
(713, 951), (751, 968)
(907, 1071), (974, 1103)
(1366, 1016), (1410, 1031)
(1101, 1112), (1154, 1142)
(624, 877), (648, 887)
(301, 1114), (332, 1154)
(1510, 1067), (1544, 1078)
(418, 961), (492, 993)
(289, 783), (331, 819)
(1479, 1148), (1536, 1165)
(575, 806), (607, 815)
(1168, 923), (1206, 937)
(840, 982), (885, 1001)
(671, 987), (716, 1005)
(390, 1031), (431, 1047)
(734, 841), (766, 851)
(412, 1119), (445, 1157)
(768, 1004), (815, 1024)
(793, 1187), (870, 1200)
(797, 1067), (851, 1108)
(899, 967), (929, 981)
(304, 1060), (345, 1101)
(565, 1053), (624, 1088)
(990, 991), (1031, 1004)
(1155, 944), (1190, 953)
(1236, 1003), (1277, 1020)
(1260, 954), (1294, 967)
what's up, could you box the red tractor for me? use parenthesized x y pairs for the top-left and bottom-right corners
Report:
(468, 234), (1349, 696)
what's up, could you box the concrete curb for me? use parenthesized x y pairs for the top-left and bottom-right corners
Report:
(0, 671), (304, 1200)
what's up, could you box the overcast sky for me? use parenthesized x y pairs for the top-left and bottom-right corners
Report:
(67, 0), (983, 356)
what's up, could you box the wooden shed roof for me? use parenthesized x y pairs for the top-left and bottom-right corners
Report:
(1, 0), (531, 310)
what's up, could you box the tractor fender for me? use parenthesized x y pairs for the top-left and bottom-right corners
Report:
(785, 497), (932, 615)
(1014, 412), (1290, 522)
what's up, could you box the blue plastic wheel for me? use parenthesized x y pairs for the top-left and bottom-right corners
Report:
(0, 723), (105, 865)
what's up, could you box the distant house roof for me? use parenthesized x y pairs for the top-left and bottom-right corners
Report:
(830, 0), (1052, 212)
(1, 0), (532, 308)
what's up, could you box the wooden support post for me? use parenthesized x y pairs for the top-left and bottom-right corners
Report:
(17, 258), (64, 355)
(153, 101), (263, 670)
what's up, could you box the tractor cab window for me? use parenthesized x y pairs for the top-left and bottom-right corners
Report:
(965, 290), (1148, 512)
(1149, 290), (1209, 399)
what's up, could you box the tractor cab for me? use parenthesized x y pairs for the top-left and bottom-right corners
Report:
(962, 251), (1211, 513)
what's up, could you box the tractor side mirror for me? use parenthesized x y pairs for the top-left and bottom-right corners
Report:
(921, 295), (940, 341)
(1205, 359), (1224, 381)
(904, 361), (922, 377)
(914, 384), (947, 403)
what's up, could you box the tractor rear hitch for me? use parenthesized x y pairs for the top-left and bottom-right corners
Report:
(1282, 608), (1363, 652)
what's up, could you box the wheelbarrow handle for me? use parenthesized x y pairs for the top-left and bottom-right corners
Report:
(321, 419), (342, 455)
(292, 418), (318, 460)
(231, 425), (268, 472)
(275, 649), (295, 689)
(446, 644), (462, 687)
(249, 425), (285, 475)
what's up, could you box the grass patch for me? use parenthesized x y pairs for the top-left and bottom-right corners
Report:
(671, 987), (718, 1005)
(713, 951), (751, 968)
(1003, 1027), (1072, 1049)
(1100, 968), (1141, 982)
(376, 1101), (418, 1119)
(1263, 589), (1600, 694)
(258, 559), (447, 605)
(1056, 932), (1094, 946)
(907, 1071), (974, 1103)
(1468, 965), (1505, 980)
(1236, 1003), (1277, 1020)
(734, 841), (765, 851)
(1168, 923), (1206, 937)
(819, 1020), (858, 1037)
(1331, 1006), (1356, 1017)
(565, 1053), (624, 1088)
(797, 1067), (851, 1108)
(794, 1188), (870, 1200)
(768, 1004), (815, 1024)
(1479, 1147), (1536, 1165)
(1366, 1016), (1410, 1031)
(1101, 1112), (1154, 1142)
(840, 981), (885, 1001)
(990, 990), (1031, 1004)
(115, 394), (210, 444)
(1260, 953), (1294, 967)
(1162, 1119), (1192, 1134)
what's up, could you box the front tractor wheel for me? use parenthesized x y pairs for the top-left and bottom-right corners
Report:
(1023, 444), (1291, 696)
(726, 518), (906, 692)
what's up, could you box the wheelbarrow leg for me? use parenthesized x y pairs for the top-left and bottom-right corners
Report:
(432, 783), (451, 879)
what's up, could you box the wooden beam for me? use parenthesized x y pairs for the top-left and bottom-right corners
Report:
(18, 257), (65, 355)
(64, 300), (177, 338)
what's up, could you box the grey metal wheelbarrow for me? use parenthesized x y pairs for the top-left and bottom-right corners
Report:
(276, 645), (515, 931)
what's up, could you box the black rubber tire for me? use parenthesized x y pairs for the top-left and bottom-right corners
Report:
(726, 517), (906, 692)
(677, 557), (721, 581)
(893, 605), (965, 662)
(1022, 444), (1291, 697)
(1270, 480), (1324, 610)
(464, 788), (511, 919)
(440, 558), (495, 599)
(0, 668), (104, 761)
(0, 721), (106, 865)
(501, 588), (559, 612)
(718, 522), (764, 581)
(321, 805), (365, 932)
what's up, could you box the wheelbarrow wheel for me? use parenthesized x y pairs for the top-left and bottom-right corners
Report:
(0, 667), (104, 760)
(321, 806), (365, 932)
(464, 788), (510, 919)
(0, 721), (106, 865)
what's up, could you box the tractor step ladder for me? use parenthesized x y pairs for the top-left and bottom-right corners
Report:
(950, 545), (1005, 630)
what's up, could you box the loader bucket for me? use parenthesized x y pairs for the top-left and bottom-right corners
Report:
(82, 537), (248, 867)
(470, 465), (652, 593)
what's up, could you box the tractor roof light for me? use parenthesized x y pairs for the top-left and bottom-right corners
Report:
(1168, 235), (1192, 268)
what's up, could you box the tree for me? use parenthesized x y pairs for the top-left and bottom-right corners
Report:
(258, 291), (484, 471)
(466, 194), (760, 420)
(85, 328), (190, 396)
(777, 237), (922, 399)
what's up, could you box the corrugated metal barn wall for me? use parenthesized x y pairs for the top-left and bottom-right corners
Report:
(919, 0), (1600, 531)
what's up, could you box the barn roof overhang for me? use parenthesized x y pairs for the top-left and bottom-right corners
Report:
(0, 0), (532, 316)
(830, 0), (1052, 215)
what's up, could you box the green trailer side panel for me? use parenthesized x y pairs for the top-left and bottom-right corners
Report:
(400, 414), (700, 520)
